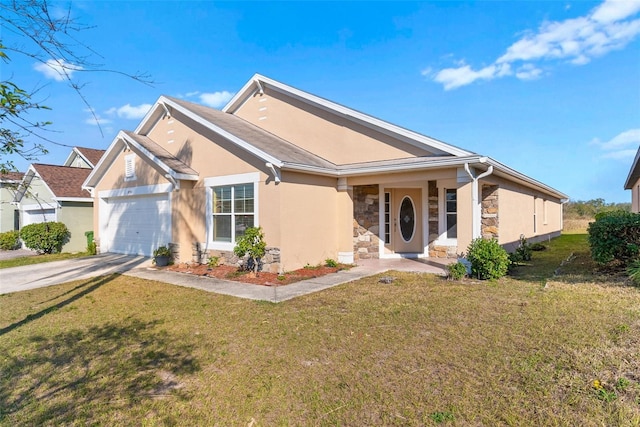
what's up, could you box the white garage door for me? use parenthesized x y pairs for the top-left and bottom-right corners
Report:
(100, 193), (171, 256)
(23, 208), (56, 226)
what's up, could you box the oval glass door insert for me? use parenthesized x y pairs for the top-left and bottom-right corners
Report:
(399, 196), (416, 242)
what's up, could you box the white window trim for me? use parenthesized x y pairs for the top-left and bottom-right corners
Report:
(204, 172), (260, 251)
(434, 181), (457, 246)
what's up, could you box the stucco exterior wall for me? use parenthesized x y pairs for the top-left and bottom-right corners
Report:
(233, 88), (435, 165)
(57, 202), (94, 252)
(277, 171), (341, 271)
(631, 177), (640, 213)
(486, 176), (563, 250)
(0, 186), (18, 232)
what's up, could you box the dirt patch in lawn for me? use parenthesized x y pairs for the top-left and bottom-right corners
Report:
(165, 263), (350, 286)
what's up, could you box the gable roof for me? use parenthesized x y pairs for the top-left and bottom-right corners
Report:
(85, 76), (567, 200)
(63, 147), (106, 168)
(83, 130), (199, 189)
(0, 171), (24, 183)
(14, 164), (92, 203)
(222, 73), (474, 158)
(624, 146), (640, 190)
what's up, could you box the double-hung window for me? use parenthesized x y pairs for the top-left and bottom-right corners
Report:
(445, 189), (457, 239)
(212, 184), (254, 242)
(206, 172), (259, 248)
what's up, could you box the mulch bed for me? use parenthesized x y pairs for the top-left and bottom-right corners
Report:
(165, 263), (347, 286)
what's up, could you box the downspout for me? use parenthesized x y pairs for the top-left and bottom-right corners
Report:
(464, 162), (494, 239)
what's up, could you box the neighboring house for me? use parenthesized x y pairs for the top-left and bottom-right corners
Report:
(0, 172), (23, 233)
(83, 74), (568, 272)
(624, 146), (640, 213)
(14, 147), (105, 252)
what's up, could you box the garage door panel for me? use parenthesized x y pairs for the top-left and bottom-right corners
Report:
(100, 193), (171, 257)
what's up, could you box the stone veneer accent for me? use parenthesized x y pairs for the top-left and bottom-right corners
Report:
(192, 242), (281, 273)
(353, 185), (380, 260)
(481, 184), (499, 239)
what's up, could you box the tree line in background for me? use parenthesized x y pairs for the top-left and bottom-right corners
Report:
(564, 198), (631, 219)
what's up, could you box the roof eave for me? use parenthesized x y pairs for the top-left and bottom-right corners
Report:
(624, 147), (640, 190)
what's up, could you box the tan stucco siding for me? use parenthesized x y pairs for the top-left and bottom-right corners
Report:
(488, 176), (563, 247)
(233, 88), (436, 165)
(57, 202), (94, 252)
(632, 177), (640, 213)
(277, 171), (341, 271)
(148, 112), (268, 178)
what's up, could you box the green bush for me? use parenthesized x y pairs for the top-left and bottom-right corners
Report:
(627, 260), (640, 287)
(466, 237), (510, 280)
(447, 261), (467, 280)
(0, 230), (20, 250)
(588, 211), (640, 265)
(325, 258), (338, 268)
(20, 222), (70, 254)
(233, 226), (266, 274)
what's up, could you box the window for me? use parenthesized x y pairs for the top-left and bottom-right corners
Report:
(205, 172), (259, 248)
(124, 154), (136, 181)
(384, 192), (390, 244)
(446, 189), (457, 238)
(212, 183), (254, 243)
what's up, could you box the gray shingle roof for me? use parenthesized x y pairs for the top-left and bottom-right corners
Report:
(123, 131), (199, 176)
(165, 96), (336, 169)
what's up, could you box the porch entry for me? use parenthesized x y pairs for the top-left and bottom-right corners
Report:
(387, 188), (423, 253)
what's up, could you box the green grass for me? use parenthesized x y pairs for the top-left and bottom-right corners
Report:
(0, 252), (88, 269)
(1, 236), (639, 425)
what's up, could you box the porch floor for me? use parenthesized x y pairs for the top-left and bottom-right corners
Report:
(354, 257), (456, 276)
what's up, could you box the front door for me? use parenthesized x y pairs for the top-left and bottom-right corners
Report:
(392, 188), (423, 253)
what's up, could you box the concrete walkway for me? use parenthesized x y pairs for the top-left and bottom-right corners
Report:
(1, 253), (448, 302)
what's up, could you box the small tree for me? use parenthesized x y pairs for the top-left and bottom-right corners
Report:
(233, 226), (266, 275)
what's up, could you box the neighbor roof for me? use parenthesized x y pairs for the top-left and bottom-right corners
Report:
(0, 171), (24, 182)
(31, 164), (93, 198)
(624, 146), (640, 190)
(75, 147), (106, 167)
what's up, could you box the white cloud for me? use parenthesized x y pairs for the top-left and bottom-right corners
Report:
(515, 64), (543, 80)
(85, 116), (112, 126)
(33, 59), (83, 81)
(433, 63), (511, 90)
(591, 128), (640, 160)
(199, 91), (234, 108)
(106, 103), (152, 120)
(431, 0), (640, 90)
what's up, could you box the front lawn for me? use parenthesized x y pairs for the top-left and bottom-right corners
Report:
(0, 252), (88, 269)
(1, 235), (639, 425)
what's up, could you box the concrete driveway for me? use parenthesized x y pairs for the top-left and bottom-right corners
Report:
(0, 253), (152, 294)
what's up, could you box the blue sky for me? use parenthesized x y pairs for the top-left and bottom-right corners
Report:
(3, 0), (639, 202)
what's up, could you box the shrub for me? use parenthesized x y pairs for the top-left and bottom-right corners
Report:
(207, 256), (219, 268)
(447, 261), (467, 280)
(325, 258), (338, 268)
(233, 226), (266, 274)
(465, 237), (510, 280)
(0, 230), (20, 250)
(87, 241), (97, 255)
(530, 242), (546, 251)
(588, 211), (640, 265)
(20, 222), (70, 254)
(627, 260), (640, 287)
